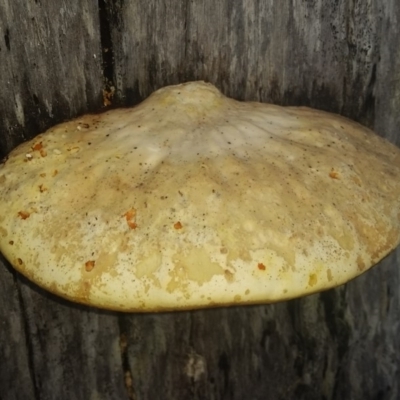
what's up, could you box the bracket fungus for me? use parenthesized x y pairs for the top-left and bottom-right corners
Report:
(1, 81), (400, 311)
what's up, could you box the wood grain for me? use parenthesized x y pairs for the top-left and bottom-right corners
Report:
(0, 1), (399, 399)
(0, 0), (104, 160)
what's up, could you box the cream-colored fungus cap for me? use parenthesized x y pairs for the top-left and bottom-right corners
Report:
(1, 81), (400, 311)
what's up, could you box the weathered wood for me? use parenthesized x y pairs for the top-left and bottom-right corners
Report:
(0, 257), (36, 400)
(0, 0), (104, 160)
(1, 1), (400, 399)
(111, 1), (380, 120)
(18, 280), (126, 400)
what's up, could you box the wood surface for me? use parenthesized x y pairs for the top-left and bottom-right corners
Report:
(0, 1), (399, 399)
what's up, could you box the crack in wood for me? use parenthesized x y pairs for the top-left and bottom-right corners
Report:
(14, 275), (41, 400)
(98, 0), (117, 106)
(118, 319), (136, 400)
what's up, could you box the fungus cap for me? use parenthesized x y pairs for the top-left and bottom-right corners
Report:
(1, 81), (400, 311)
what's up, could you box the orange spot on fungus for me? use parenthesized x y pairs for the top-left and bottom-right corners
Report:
(18, 211), (30, 220)
(174, 221), (183, 230)
(32, 142), (43, 151)
(124, 209), (137, 229)
(329, 169), (339, 179)
(85, 260), (95, 272)
(257, 263), (266, 271)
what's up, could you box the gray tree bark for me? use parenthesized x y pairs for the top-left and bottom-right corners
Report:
(0, 1), (399, 399)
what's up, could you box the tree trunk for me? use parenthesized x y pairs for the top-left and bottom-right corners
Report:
(1, 1), (399, 399)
